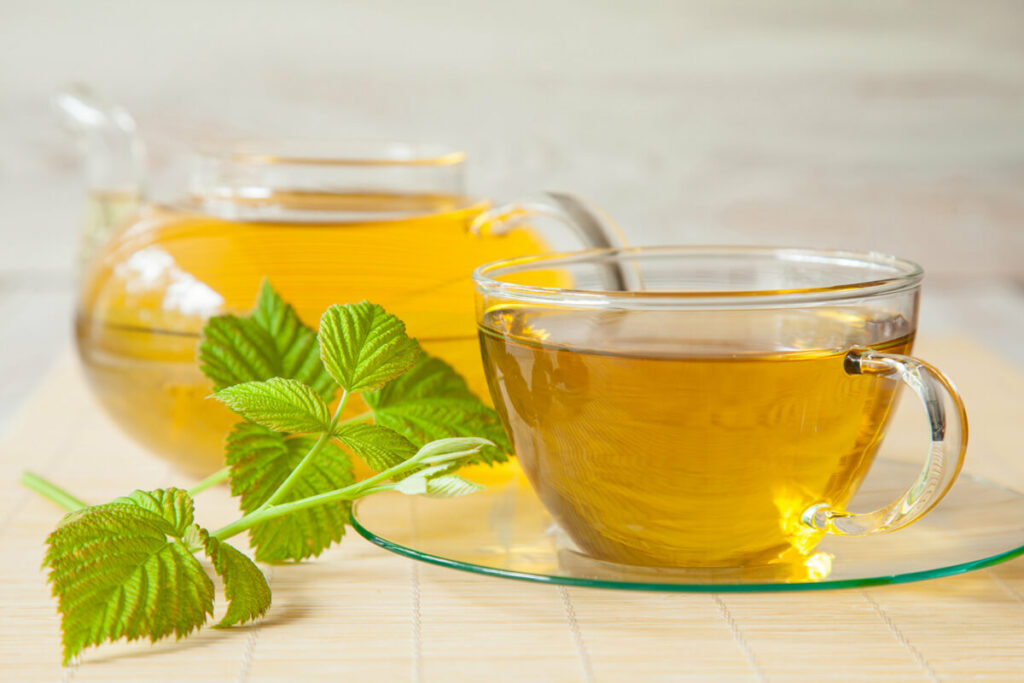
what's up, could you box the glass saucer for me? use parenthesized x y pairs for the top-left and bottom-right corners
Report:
(351, 460), (1024, 591)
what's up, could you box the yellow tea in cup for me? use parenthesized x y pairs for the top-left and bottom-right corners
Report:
(481, 307), (912, 566)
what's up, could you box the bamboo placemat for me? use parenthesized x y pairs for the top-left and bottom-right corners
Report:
(2, 338), (1023, 682)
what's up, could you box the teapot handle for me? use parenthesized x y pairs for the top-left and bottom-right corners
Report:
(469, 191), (628, 250)
(469, 192), (630, 290)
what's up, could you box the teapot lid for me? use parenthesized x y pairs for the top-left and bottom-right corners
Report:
(189, 139), (468, 222)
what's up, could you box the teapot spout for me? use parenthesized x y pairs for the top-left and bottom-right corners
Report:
(54, 84), (146, 269)
(54, 84), (146, 193)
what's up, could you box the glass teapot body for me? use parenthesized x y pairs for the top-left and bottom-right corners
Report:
(76, 156), (565, 475)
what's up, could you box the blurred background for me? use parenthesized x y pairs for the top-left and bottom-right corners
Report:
(2, 0), (1022, 429)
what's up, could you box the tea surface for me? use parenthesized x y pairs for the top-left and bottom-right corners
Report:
(479, 307), (914, 566)
(77, 192), (546, 475)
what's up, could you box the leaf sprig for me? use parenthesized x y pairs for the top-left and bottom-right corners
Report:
(26, 282), (508, 664)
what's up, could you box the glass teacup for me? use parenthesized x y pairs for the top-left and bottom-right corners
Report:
(474, 247), (967, 568)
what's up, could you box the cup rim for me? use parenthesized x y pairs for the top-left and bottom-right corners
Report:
(472, 246), (924, 308)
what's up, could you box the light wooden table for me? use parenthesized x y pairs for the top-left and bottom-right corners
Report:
(2, 337), (1023, 682)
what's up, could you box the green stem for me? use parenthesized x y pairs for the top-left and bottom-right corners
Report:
(187, 466), (231, 496)
(336, 410), (373, 426)
(210, 444), (437, 542)
(261, 389), (351, 509)
(211, 481), (393, 542)
(21, 472), (88, 512)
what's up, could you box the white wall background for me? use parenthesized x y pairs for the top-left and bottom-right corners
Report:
(1, 0), (1022, 420)
(4, 0), (1024, 274)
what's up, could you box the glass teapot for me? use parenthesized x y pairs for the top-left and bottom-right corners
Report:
(59, 86), (625, 475)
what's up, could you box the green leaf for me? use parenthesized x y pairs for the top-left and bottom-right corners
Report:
(198, 316), (276, 390)
(44, 489), (214, 664)
(199, 280), (336, 400)
(390, 440), (491, 496)
(390, 464), (442, 496)
(251, 281), (336, 398)
(318, 302), (421, 393)
(226, 423), (354, 562)
(202, 535), (271, 628)
(215, 378), (331, 433)
(421, 475), (484, 498)
(111, 488), (196, 537)
(364, 353), (511, 464)
(393, 466), (483, 498)
(334, 422), (417, 473)
(414, 437), (494, 465)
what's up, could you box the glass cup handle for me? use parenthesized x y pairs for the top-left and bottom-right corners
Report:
(802, 350), (969, 536)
